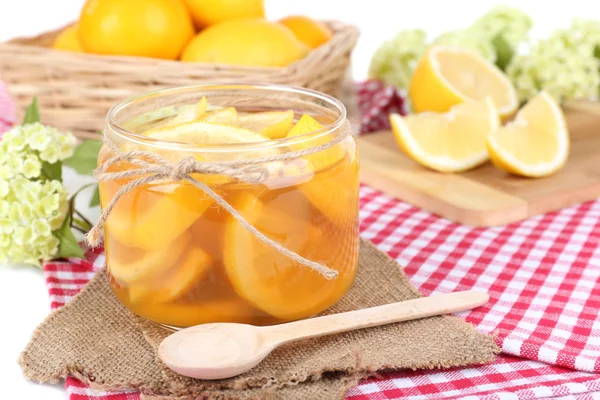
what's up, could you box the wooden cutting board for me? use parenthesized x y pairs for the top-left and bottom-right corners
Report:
(357, 100), (600, 227)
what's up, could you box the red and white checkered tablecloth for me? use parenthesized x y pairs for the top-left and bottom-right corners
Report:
(43, 185), (600, 400)
(1, 77), (593, 398)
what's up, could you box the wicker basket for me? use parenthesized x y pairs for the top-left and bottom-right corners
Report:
(0, 21), (359, 139)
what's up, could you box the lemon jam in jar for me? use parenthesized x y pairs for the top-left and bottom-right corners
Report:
(99, 84), (360, 329)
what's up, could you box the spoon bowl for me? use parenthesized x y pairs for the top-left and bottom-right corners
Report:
(159, 323), (274, 380)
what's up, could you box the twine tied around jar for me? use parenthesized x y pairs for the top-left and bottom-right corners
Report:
(86, 122), (354, 280)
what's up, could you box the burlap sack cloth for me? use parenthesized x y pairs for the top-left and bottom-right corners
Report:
(20, 239), (499, 399)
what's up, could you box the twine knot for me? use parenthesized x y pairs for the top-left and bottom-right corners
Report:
(87, 123), (353, 280)
(169, 157), (199, 181)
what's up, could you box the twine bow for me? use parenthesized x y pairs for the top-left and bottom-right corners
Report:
(87, 125), (352, 280)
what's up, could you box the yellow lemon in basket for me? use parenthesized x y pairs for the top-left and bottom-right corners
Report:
(182, 0), (264, 28)
(279, 15), (332, 49)
(52, 25), (83, 52)
(79, 0), (195, 60)
(181, 19), (309, 67)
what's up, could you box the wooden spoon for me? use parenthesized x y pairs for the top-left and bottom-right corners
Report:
(158, 290), (488, 380)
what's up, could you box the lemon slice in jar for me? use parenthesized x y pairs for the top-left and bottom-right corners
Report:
(100, 174), (215, 250)
(285, 114), (353, 225)
(106, 230), (191, 285)
(238, 110), (295, 139)
(171, 96), (208, 124)
(286, 114), (346, 171)
(128, 247), (214, 304)
(98, 133), (216, 251)
(144, 121), (269, 143)
(296, 152), (360, 228)
(199, 107), (239, 125)
(145, 97), (208, 131)
(144, 120), (275, 184)
(223, 191), (346, 320)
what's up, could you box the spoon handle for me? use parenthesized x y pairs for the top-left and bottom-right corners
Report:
(262, 291), (488, 345)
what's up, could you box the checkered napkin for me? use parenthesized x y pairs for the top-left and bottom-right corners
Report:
(43, 184), (600, 400)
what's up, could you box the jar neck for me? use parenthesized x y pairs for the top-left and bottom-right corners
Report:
(105, 121), (352, 164)
(104, 84), (348, 162)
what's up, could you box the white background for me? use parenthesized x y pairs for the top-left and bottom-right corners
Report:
(0, 1), (599, 398)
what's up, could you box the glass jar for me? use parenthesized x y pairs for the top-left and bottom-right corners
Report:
(99, 84), (359, 329)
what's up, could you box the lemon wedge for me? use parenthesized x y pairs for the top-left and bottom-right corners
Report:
(487, 91), (569, 177)
(390, 98), (499, 172)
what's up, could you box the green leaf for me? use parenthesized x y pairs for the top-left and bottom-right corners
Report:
(89, 185), (100, 208)
(50, 183), (94, 260)
(40, 161), (62, 182)
(53, 213), (84, 259)
(68, 183), (94, 212)
(22, 96), (41, 124)
(64, 140), (102, 175)
(492, 34), (514, 71)
(69, 183), (95, 231)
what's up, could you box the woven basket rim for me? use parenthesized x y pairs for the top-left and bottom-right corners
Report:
(2, 20), (359, 74)
(0, 18), (359, 139)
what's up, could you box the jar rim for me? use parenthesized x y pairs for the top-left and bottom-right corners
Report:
(106, 83), (347, 153)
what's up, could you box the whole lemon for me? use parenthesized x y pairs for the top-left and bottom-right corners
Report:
(182, 0), (264, 28)
(279, 16), (332, 49)
(181, 19), (309, 67)
(79, 0), (195, 59)
(52, 25), (84, 52)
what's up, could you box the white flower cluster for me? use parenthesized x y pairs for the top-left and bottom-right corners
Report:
(0, 123), (76, 265)
(507, 19), (600, 103)
(472, 5), (533, 51)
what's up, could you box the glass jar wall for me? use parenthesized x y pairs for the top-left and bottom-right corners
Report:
(100, 84), (360, 329)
